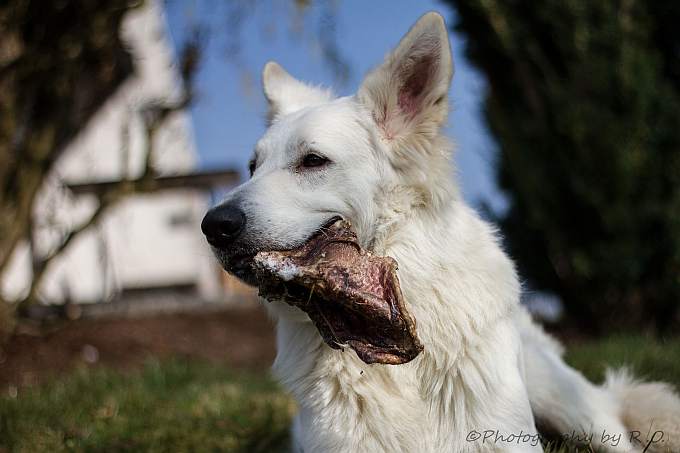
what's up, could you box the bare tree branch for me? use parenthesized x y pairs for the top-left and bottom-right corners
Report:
(14, 36), (201, 313)
(0, 0), (136, 276)
(16, 99), (189, 311)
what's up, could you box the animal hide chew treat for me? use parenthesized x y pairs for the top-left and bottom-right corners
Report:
(253, 219), (423, 365)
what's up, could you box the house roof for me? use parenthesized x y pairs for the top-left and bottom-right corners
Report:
(66, 168), (240, 196)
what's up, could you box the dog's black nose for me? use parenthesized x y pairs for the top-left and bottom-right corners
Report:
(201, 205), (246, 247)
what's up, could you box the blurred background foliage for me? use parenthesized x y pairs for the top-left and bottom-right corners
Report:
(446, 0), (680, 335)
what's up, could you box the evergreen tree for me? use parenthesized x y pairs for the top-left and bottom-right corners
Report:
(445, 0), (680, 333)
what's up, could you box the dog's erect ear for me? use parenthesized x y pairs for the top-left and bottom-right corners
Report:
(358, 12), (453, 143)
(262, 61), (333, 123)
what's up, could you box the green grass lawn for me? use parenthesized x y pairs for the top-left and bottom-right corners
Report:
(2, 335), (679, 453)
(0, 362), (293, 453)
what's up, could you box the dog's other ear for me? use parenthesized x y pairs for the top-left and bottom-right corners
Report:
(262, 61), (333, 123)
(358, 12), (453, 144)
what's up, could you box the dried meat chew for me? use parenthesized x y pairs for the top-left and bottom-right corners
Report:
(253, 219), (423, 365)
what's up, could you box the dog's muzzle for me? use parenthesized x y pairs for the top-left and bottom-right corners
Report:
(201, 202), (260, 285)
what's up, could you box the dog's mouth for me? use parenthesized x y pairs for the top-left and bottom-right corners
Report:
(217, 216), (344, 286)
(224, 253), (259, 285)
(251, 218), (423, 365)
(214, 216), (423, 364)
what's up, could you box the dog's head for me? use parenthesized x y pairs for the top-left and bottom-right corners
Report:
(202, 12), (455, 282)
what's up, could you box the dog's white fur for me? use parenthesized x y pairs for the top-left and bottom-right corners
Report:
(220, 12), (680, 453)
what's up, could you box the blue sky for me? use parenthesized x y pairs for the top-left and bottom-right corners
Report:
(165, 0), (507, 213)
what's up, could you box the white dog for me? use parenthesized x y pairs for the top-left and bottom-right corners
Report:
(202, 12), (680, 453)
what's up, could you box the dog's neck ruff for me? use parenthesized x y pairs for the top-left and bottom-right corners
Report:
(269, 188), (530, 450)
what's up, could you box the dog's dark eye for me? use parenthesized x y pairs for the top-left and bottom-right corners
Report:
(248, 159), (256, 177)
(301, 153), (329, 169)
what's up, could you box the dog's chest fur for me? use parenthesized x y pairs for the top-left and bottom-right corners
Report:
(267, 205), (539, 452)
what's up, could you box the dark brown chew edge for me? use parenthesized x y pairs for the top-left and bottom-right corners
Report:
(253, 220), (423, 365)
